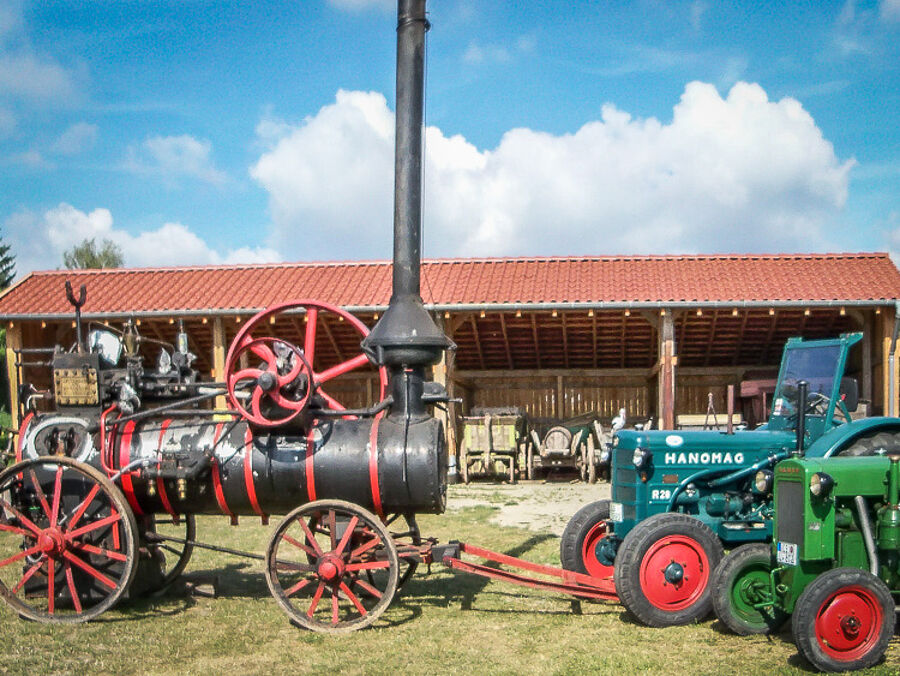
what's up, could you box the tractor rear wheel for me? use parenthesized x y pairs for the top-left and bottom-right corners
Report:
(838, 430), (900, 457)
(614, 512), (723, 627)
(712, 543), (786, 635)
(560, 500), (613, 578)
(792, 567), (894, 672)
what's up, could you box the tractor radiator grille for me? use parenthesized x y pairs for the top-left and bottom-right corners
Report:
(775, 480), (804, 547)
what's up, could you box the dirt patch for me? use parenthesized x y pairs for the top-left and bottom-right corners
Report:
(446, 480), (611, 536)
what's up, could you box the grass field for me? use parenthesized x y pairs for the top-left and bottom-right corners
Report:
(1, 482), (898, 675)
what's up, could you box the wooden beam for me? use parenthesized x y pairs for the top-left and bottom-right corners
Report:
(212, 318), (227, 409)
(499, 312), (514, 370)
(862, 310), (873, 406)
(556, 374), (565, 418)
(319, 318), (344, 363)
(761, 310), (778, 365)
(561, 312), (569, 369)
(5, 322), (22, 427)
(470, 315), (486, 371)
(703, 310), (718, 367)
(732, 309), (750, 366)
(592, 311), (598, 369)
(531, 314), (541, 369)
(658, 310), (676, 430)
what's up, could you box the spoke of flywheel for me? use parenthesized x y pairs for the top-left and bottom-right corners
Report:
(331, 589), (340, 625)
(50, 465), (64, 528)
(65, 484), (102, 532)
(304, 308), (318, 370)
(65, 562), (82, 613)
(65, 512), (123, 541)
(339, 581), (367, 615)
(315, 354), (370, 385)
(62, 550), (117, 590)
(0, 521), (32, 537)
(27, 469), (53, 522)
(248, 341), (277, 368)
(334, 516), (358, 557)
(0, 543), (42, 570)
(12, 557), (44, 594)
(317, 389), (346, 412)
(307, 581), (326, 618)
(229, 368), (265, 389)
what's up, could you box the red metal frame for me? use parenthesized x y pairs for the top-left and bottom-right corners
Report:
(437, 541), (618, 601)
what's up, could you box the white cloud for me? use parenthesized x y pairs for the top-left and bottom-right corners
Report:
(690, 1), (708, 33)
(3, 204), (280, 276)
(0, 53), (80, 102)
(125, 134), (227, 186)
(251, 83), (853, 261)
(327, 0), (393, 11)
(52, 122), (98, 155)
(881, 0), (900, 21)
(9, 149), (50, 168)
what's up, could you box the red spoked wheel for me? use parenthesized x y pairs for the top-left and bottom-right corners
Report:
(614, 512), (723, 627)
(225, 300), (388, 427)
(793, 567), (895, 672)
(0, 457), (138, 623)
(265, 499), (399, 634)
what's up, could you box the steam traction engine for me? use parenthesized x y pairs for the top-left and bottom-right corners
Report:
(0, 0), (454, 633)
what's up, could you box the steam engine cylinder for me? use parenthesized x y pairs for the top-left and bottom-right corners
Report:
(22, 414), (448, 517)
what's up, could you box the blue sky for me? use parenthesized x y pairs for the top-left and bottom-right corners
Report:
(1, 0), (899, 277)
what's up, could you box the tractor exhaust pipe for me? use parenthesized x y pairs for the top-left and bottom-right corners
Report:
(363, 0), (452, 376)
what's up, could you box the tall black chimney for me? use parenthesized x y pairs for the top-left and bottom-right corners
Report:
(361, 0), (452, 370)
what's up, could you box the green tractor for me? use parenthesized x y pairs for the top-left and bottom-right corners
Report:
(713, 451), (900, 672)
(561, 332), (900, 628)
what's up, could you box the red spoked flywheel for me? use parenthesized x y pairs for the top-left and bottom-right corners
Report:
(224, 300), (388, 427)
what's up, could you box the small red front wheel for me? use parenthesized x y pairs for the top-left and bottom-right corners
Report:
(613, 512), (723, 627)
(793, 567), (895, 672)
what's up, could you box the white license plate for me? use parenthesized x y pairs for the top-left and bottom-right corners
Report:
(609, 502), (624, 522)
(776, 541), (798, 566)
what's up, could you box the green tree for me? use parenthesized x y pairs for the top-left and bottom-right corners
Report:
(63, 238), (124, 269)
(0, 230), (15, 289)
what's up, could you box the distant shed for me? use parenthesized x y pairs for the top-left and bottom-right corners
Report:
(1, 252), (898, 449)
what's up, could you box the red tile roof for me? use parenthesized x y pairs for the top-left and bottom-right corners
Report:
(1, 253), (898, 318)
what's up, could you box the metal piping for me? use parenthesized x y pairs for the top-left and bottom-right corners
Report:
(854, 495), (879, 576)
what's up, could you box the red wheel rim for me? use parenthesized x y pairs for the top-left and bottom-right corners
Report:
(225, 300), (388, 426)
(814, 585), (883, 662)
(639, 534), (710, 611)
(581, 521), (614, 578)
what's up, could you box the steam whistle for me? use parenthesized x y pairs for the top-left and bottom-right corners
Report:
(65, 281), (87, 353)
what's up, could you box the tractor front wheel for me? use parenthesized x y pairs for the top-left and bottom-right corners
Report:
(792, 567), (894, 672)
(560, 500), (613, 578)
(614, 512), (723, 627)
(712, 543), (786, 635)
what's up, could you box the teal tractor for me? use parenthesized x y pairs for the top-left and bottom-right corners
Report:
(713, 453), (900, 672)
(561, 332), (900, 627)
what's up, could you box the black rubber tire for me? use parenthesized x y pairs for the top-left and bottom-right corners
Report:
(614, 512), (724, 627)
(712, 543), (786, 635)
(560, 500), (610, 575)
(792, 567), (895, 672)
(838, 430), (900, 457)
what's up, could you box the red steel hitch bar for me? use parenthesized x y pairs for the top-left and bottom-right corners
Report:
(421, 541), (618, 601)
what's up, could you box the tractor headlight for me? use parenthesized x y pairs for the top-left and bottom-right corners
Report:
(810, 472), (835, 498)
(632, 447), (652, 469)
(754, 469), (774, 494)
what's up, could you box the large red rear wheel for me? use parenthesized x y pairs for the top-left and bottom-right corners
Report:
(225, 300), (388, 427)
(793, 567), (894, 672)
(614, 512), (723, 626)
(0, 457), (138, 623)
